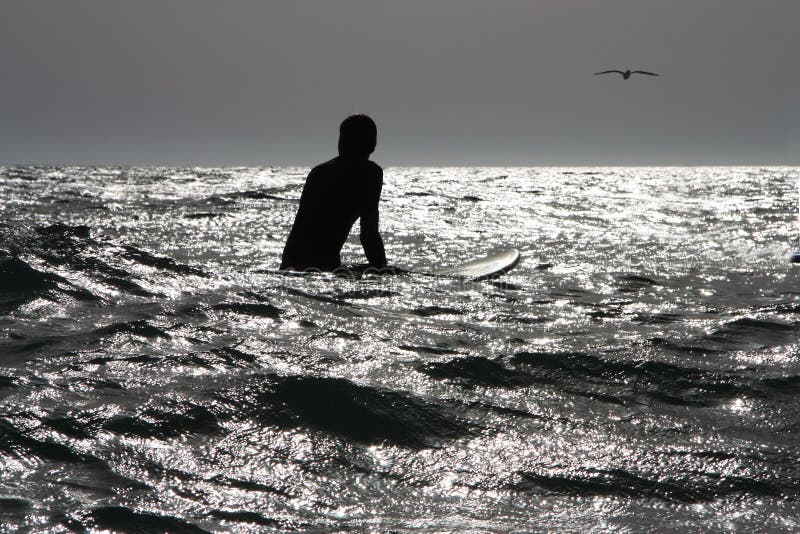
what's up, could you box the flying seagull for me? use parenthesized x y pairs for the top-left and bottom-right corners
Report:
(594, 70), (659, 80)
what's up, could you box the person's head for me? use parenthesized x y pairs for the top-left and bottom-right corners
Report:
(338, 114), (377, 159)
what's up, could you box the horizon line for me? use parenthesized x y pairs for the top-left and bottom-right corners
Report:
(2, 162), (799, 169)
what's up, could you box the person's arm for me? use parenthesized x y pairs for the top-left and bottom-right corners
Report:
(359, 170), (387, 267)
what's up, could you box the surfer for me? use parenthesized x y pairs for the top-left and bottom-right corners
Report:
(280, 114), (389, 272)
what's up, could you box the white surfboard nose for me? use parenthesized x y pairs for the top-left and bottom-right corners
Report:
(434, 248), (521, 281)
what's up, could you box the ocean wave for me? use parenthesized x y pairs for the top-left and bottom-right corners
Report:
(211, 302), (283, 319)
(418, 356), (533, 389)
(87, 506), (209, 534)
(216, 374), (475, 448)
(505, 351), (749, 406)
(121, 245), (207, 277)
(0, 417), (101, 463)
(707, 317), (798, 346)
(509, 468), (795, 502)
(93, 320), (172, 340)
(103, 404), (221, 439)
(0, 255), (63, 311)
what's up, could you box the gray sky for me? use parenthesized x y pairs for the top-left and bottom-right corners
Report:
(1, 0), (797, 166)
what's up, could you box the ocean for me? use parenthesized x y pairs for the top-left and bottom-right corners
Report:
(1, 165), (800, 532)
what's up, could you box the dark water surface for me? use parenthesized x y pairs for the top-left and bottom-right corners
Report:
(1, 166), (800, 532)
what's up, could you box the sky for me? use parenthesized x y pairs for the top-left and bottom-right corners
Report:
(0, 0), (798, 166)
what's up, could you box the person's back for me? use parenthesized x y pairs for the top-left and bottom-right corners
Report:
(280, 115), (387, 271)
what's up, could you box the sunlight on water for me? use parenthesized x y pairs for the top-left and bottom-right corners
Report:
(1, 166), (800, 530)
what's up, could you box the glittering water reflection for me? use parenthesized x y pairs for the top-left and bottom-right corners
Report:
(1, 166), (800, 531)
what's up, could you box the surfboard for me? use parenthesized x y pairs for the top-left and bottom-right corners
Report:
(431, 248), (521, 281)
(287, 248), (522, 281)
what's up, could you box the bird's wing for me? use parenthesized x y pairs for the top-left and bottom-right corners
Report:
(632, 71), (660, 76)
(593, 70), (624, 75)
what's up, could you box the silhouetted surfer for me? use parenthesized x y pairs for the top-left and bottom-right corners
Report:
(594, 69), (659, 79)
(280, 115), (388, 272)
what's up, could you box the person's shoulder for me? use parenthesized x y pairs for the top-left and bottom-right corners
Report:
(364, 159), (383, 180)
(314, 157), (381, 180)
(311, 158), (339, 173)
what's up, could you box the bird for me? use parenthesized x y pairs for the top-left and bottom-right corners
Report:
(594, 69), (659, 80)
